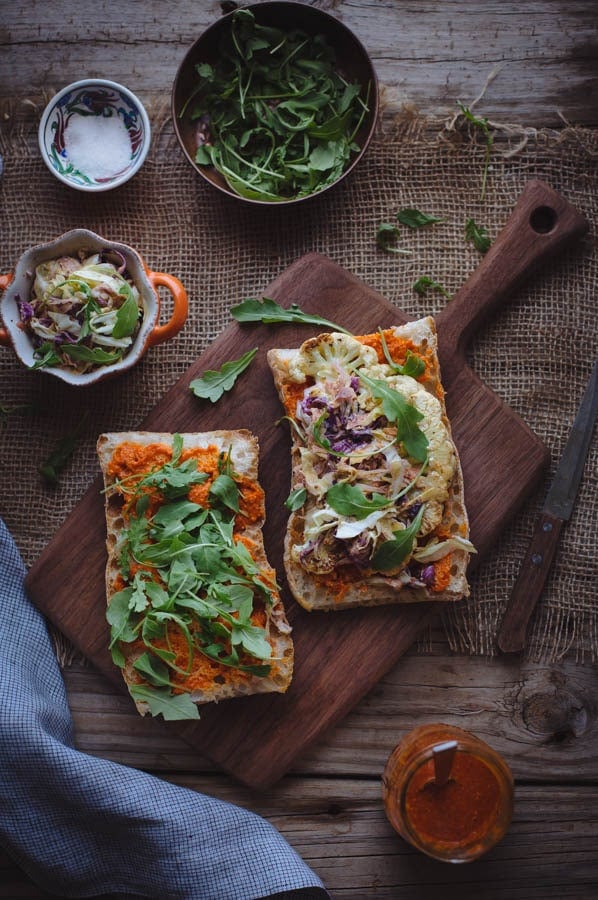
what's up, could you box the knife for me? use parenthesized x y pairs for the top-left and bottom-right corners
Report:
(497, 361), (598, 653)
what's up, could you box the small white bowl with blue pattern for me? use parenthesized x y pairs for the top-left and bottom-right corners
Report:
(38, 79), (151, 192)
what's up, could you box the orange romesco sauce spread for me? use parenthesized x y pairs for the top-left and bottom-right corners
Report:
(316, 556), (452, 597)
(405, 752), (502, 846)
(281, 377), (310, 415)
(432, 553), (452, 592)
(108, 442), (221, 485)
(107, 441), (265, 529)
(357, 331), (431, 378)
(314, 568), (366, 604)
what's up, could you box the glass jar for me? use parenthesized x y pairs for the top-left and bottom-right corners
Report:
(382, 723), (514, 863)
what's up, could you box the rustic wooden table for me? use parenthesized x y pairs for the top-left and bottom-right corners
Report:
(1, 2), (597, 898)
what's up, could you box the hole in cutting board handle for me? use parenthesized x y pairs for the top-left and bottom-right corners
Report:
(529, 205), (557, 234)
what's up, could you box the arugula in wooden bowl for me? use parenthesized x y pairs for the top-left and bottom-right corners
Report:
(172, 2), (378, 205)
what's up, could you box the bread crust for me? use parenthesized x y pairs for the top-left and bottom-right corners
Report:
(97, 430), (293, 716)
(267, 318), (473, 611)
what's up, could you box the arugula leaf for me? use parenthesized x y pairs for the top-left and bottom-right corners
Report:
(128, 684), (200, 721)
(217, 448), (235, 478)
(152, 500), (207, 539)
(118, 508), (150, 578)
(128, 572), (151, 613)
(31, 341), (61, 370)
(456, 101), (493, 200)
(230, 620), (272, 660)
(199, 641), (271, 677)
(378, 329), (425, 378)
(112, 285), (141, 339)
(209, 473), (240, 514)
(171, 433), (184, 464)
(370, 505), (426, 572)
(0, 401), (40, 428)
(133, 652), (173, 687)
(142, 611), (195, 675)
(62, 344), (123, 365)
(216, 583), (254, 613)
(106, 589), (140, 664)
(404, 353), (426, 378)
(412, 276), (451, 299)
(39, 412), (89, 486)
(145, 581), (171, 610)
(396, 208), (444, 229)
(326, 483), (389, 519)
(360, 374), (429, 462)
(376, 222), (412, 255)
(231, 297), (351, 335)
(285, 487), (307, 511)
(465, 218), (492, 253)
(189, 348), (258, 403)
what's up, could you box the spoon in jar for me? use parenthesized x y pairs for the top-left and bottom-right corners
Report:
(431, 740), (458, 786)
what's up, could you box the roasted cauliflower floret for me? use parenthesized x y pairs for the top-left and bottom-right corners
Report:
(383, 374), (456, 495)
(289, 332), (378, 382)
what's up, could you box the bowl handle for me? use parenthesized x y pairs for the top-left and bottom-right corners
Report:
(145, 271), (189, 347)
(0, 273), (14, 346)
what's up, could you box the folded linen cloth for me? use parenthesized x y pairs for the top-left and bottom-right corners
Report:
(0, 517), (328, 900)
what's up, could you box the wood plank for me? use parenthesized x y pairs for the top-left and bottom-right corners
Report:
(1, 1), (596, 127)
(2, 782), (597, 899)
(63, 648), (598, 783)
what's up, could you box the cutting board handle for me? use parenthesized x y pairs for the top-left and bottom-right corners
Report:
(436, 179), (589, 377)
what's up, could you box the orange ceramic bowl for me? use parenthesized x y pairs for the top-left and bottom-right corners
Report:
(0, 229), (188, 386)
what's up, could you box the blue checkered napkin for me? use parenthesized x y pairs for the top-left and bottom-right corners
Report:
(0, 517), (328, 900)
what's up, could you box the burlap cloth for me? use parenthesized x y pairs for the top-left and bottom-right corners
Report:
(1, 97), (596, 664)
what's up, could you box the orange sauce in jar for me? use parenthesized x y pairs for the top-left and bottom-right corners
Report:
(382, 724), (514, 862)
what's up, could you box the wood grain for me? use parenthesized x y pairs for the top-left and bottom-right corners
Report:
(64, 649), (598, 782)
(2, 1), (597, 127)
(24, 180), (588, 789)
(5, 640), (598, 898)
(2, 779), (597, 900)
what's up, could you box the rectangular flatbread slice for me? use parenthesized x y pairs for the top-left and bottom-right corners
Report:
(267, 317), (475, 611)
(97, 430), (293, 719)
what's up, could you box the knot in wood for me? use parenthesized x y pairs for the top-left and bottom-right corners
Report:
(521, 689), (588, 741)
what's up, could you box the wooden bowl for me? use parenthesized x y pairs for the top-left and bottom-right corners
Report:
(171, 1), (378, 206)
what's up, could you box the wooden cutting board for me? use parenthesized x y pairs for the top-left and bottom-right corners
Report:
(26, 180), (588, 788)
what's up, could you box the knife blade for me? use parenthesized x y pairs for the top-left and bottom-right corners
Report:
(497, 360), (598, 653)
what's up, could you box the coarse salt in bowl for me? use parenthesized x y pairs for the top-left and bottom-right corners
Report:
(38, 79), (151, 192)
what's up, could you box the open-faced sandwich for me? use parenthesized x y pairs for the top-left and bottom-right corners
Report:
(267, 316), (475, 611)
(97, 430), (293, 719)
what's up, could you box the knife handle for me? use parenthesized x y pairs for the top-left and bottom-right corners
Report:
(497, 511), (564, 653)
